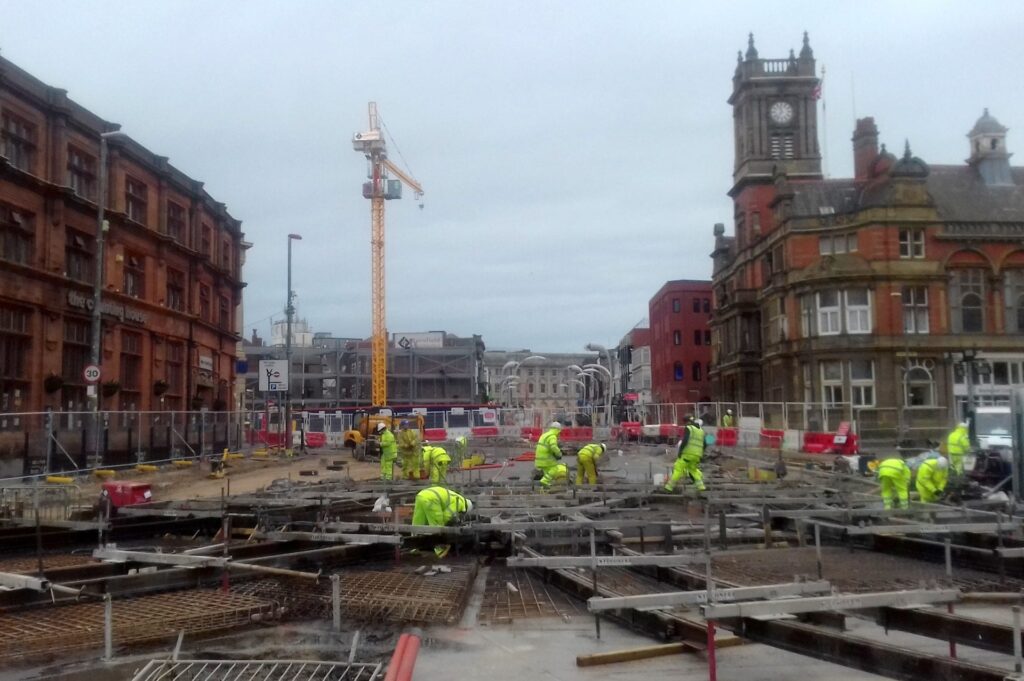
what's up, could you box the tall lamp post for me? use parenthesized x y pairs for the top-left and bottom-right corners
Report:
(285, 233), (302, 451)
(88, 130), (129, 464)
(584, 362), (613, 425)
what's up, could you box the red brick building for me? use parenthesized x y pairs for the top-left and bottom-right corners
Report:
(648, 280), (713, 404)
(0, 54), (245, 414)
(710, 33), (1024, 440)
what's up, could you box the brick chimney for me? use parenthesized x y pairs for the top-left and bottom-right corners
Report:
(852, 117), (879, 180)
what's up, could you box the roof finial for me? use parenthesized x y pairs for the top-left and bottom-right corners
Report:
(800, 31), (814, 59)
(746, 32), (758, 60)
(737, 50), (743, 64)
(903, 139), (912, 160)
(983, 107), (990, 117)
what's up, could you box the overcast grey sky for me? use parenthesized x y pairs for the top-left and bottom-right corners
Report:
(4, 1), (1023, 351)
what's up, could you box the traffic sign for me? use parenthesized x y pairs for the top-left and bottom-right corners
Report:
(83, 365), (101, 384)
(258, 359), (289, 392)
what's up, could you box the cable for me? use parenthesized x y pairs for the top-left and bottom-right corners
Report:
(379, 115), (418, 186)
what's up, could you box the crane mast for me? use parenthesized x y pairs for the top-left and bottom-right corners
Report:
(352, 102), (423, 407)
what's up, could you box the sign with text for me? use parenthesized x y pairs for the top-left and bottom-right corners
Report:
(258, 359), (289, 392)
(392, 331), (444, 349)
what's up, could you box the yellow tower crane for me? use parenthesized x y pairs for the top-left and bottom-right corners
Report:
(352, 102), (423, 407)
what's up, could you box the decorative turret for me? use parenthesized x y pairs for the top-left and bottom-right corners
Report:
(745, 33), (758, 60)
(891, 140), (929, 179)
(799, 31), (814, 60)
(967, 108), (1013, 186)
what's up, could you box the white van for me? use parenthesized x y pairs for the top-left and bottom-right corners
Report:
(974, 406), (1013, 450)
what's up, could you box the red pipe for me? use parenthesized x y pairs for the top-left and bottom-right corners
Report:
(395, 631), (422, 681)
(383, 633), (410, 681)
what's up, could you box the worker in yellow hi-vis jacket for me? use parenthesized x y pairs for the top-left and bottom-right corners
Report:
(411, 486), (474, 558)
(575, 443), (606, 485)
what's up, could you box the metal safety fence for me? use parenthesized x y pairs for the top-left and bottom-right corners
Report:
(0, 410), (249, 479)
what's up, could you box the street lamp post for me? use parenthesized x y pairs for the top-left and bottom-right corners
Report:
(285, 234), (302, 452)
(88, 130), (129, 464)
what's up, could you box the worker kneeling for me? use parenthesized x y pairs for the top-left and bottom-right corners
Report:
(575, 443), (606, 486)
(915, 456), (949, 504)
(665, 418), (705, 492)
(877, 456), (912, 509)
(422, 444), (451, 483)
(411, 486), (474, 558)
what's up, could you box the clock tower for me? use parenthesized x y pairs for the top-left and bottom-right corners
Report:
(729, 32), (822, 195)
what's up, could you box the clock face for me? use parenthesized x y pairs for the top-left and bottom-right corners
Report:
(770, 101), (794, 125)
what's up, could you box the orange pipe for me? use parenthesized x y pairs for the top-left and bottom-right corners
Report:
(395, 632), (422, 681)
(383, 633), (410, 681)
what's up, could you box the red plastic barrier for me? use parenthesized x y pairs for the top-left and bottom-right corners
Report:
(513, 451), (535, 461)
(423, 428), (448, 442)
(760, 429), (785, 448)
(800, 431), (860, 455)
(464, 463), (504, 470)
(716, 427), (738, 446)
(470, 426), (500, 437)
(615, 421), (642, 439)
(301, 432), (327, 448)
(802, 432), (834, 454)
(560, 427), (594, 442)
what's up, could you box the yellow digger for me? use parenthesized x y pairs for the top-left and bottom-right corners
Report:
(343, 410), (425, 461)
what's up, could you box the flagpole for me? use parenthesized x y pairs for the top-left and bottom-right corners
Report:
(820, 64), (828, 178)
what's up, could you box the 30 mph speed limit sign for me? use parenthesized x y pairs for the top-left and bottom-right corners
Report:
(83, 365), (101, 384)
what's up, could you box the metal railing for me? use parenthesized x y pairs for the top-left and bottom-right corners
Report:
(0, 410), (249, 480)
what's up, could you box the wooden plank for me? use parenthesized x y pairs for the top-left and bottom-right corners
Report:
(576, 642), (699, 667)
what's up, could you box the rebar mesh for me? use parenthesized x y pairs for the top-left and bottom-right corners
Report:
(131, 659), (382, 681)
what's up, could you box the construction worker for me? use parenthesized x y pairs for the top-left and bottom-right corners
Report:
(877, 456), (912, 509)
(377, 422), (397, 481)
(411, 485), (474, 558)
(575, 443), (607, 485)
(946, 421), (971, 474)
(535, 421), (563, 484)
(422, 444), (452, 483)
(915, 456), (950, 504)
(665, 418), (706, 492)
(454, 436), (468, 466)
(397, 420), (422, 480)
(722, 409), (735, 428)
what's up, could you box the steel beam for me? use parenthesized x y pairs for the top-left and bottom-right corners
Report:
(93, 548), (224, 567)
(878, 605), (1024, 656)
(702, 589), (958, 619)
(508, 554), (704, 568)
(587, 581), (832, 612)
(725, 616), (1008, 681)
(832, 522), (1019, 536)
(257, 531), (401, 545)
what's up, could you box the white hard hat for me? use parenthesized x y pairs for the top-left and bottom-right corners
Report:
(464, 499), (474, 513)
(549, 421), (563, 430)
(376, 422), (386, 432)
(599, 443), (607, 453)
(695, 419), (703, 427)
(727, 409), (733, 414)
(959, 422), (969, 428)
(936, 457), (949, 470)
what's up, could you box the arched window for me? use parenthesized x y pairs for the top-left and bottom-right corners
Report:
(950, 269), (986, 333)
(673, 362), (683, 381)
(1004, 269), (1024, 333)
(904, 364), (935, 407)
(692, 362), (702, 381)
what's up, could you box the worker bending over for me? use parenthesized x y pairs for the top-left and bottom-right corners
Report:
(946, 421), (971, 475)
(877, 456), (912, 509)
(422, 444), (452, 483)
(411, 485), (474, 558)
(665, 417), (706, 492)
(535, 421), (567, 489)
(916, 456), (949, 503)
(397, 420), (422, 480)
(454, 435), (468, 465)
(575, 443), (607, 485)
(378, 422), (397, 481)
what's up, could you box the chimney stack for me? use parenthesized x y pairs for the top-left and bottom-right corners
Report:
(852, 117), (879, 180)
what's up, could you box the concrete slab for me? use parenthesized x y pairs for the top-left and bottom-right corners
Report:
(415, 617), (885, 680)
